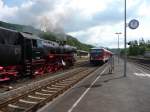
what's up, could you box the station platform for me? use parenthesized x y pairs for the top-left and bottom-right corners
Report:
(38, 58), (150, 112)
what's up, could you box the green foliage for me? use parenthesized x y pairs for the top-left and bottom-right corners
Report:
(146, 47), (150, 51)
(66, 35), (93, 51)
(109, 49), (118, 54)
(120, 49), (125, 55)
(127, 38), (150, 56)
(0, 21), (41, 34)
(0, 21), (24, 31)
(139, 46), (146, 55)
(120, 48), (130, 56)
(128, 45), (140, 56)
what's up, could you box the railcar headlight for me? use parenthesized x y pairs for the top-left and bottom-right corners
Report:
(49, 55), (54, 58)
(0, 66), (3, 71)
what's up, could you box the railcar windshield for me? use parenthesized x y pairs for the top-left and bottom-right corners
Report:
(90, 49), (103, 54)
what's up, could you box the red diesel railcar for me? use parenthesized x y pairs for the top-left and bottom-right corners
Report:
(90, 48), (112, 64)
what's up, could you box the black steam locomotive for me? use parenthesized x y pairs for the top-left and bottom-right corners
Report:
(0, 27), (77, 81)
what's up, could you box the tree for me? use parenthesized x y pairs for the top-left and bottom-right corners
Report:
(139, 38), (145, 46)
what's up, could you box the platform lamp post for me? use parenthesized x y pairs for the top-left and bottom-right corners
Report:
(124, 0), (139, 77)
(115, 32), (122, 64)
(124, 0), (127, 77)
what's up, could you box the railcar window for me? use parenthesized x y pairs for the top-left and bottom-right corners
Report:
(91, 49), (102, 53)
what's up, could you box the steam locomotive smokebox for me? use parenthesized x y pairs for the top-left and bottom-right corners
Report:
(0, 44), (21, 66)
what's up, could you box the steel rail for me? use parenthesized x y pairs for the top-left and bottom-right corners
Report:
(0, 66), (99, 112)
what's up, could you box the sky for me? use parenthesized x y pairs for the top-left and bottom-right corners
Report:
(0, 0), (150, 48)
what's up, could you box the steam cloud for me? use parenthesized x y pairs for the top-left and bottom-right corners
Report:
(0, 0), (146, 47)
(0, 0), (74, 39)
(1, 0), (140, 33)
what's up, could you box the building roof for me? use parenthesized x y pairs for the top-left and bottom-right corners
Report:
(20, 32), (41, 40)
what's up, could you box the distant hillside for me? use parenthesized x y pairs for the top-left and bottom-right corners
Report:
(39, 32), (93, 51)
(109, 48), (118, 54)
(66, 35), (93, 51)
(0, 21), (93, 51)
(0, 21), (41, 34)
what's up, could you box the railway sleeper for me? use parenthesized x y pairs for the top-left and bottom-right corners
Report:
(62, 79), (78, 83)
(19, 99), (37, 105)
(27, 85), (75, 111)
(2, 86), (69, 112)
(7, 104), (26, 111)
(35, 92), (52, 96)
(41, 89), (57, 93)
(4, 100), (34, 112)
(46, 87), (60, 91)
(37, 90), (55, 95)
(5, 99), (39, 112)
(28, 95), (46, 100)
(25, 92), (63, 112)
(49, 85), (65, 89)
(55, 83), (70, 87)
(0, 68), (97, 112)
(58, 82), (73, 85)
(51, 84), (64, 88)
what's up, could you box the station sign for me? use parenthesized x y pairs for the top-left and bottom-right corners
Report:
(128, 19), (139, 29)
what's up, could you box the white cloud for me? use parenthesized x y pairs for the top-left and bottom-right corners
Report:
(0, 0), (18, 20)
(68, 23), (124, 48)
(127, 0), (141, 8)
(67, 0), (112, 18)
(138, 1), (150, 17)
(0, 0), (150, 48)
(0, 0), (116, 31)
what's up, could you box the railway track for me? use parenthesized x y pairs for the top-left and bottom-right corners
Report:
(133, 62), (150, 71)
(0, 66), (99, 112)
(128, 58), (150, 71)
(0, 60), (89, 93)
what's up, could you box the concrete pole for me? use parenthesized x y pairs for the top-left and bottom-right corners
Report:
(124, 0), (127, 77)
(118, 35), (120, 63)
